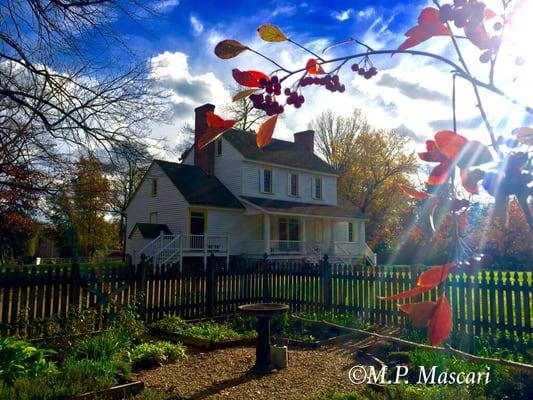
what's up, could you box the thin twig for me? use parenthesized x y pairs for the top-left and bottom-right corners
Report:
(291, 315), (533, 374)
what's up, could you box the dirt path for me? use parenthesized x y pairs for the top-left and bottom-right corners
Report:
(134, 345), (363, 399)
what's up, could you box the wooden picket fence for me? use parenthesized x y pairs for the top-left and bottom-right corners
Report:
(0, 256), (531, 342)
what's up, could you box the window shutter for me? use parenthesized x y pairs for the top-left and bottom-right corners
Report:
(311, 177), (315, 198)
(259, 168), (264, 192)
(287, 173), (291, 196)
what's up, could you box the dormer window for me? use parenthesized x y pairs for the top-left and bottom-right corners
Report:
(216, 139), (223, 156)
(288, 173), (299, 197)
(260, 168), (273, 194)
(312, 177), (323, 200)
(151, 178), (158, 197)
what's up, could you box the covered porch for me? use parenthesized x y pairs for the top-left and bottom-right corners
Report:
(238, 197), (376, 265)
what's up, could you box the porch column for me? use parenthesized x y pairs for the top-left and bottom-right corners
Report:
(263, 214), (270, 255)
(301, 217), (306, 254)
(330, 221), (335, 255)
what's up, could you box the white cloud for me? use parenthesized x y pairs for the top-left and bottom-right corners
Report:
(332, 9), (353, 21)
(189, 15), (204, 35)
(155, 0), (179, 11)
(357, 7), (376, 20)
(148, 51), (231, 155)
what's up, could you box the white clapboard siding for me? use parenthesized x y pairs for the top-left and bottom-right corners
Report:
(241, 160), (337, 205)
(214, 138), (244, 195)
(125, 162), (189, 255)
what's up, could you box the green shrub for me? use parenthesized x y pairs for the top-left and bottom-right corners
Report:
(69, 330), (133, 362)
(126, 341), (186, 369)
(0, 337), (56, 385)
(310, 385), (487, 400)
(0, 359), (120, 400)
(151, 315), (254, 342)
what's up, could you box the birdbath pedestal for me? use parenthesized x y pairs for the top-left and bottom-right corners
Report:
(238, 303), (289, 373)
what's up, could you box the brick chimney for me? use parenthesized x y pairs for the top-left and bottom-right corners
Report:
(294, 130), (315, 153)
(194, 103), (215, 175)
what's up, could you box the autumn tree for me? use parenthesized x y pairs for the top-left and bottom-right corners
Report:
(50, 155), (119, 258)
(311, 109), (418, 246)
(222, 86), (268, 131)
(310, 109), (370, 174)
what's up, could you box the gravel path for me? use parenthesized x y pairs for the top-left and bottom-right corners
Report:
(134, 345), (364, 400)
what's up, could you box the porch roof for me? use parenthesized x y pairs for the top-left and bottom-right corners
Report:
(240, 196), (364, 219)
(129, 223), (172, 239)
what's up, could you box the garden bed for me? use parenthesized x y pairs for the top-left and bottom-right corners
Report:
(72, 375), (144, 400)
(149, 315), (256, 350)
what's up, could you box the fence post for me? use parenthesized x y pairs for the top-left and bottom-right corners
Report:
(322, 254), (332, 311)
(206, 252), (216, 317)
(138, 254), (148, 320)
(70, 257), (80, 310)
(262, 253), (271, 302)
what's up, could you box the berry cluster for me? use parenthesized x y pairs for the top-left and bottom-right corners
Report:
(283, 88), (305, 108)
(351, 63), (378, 79)
(439, 1), (501, 63)
(250, 93), (284, 116)
(259, 76), (282, 96)
(299, 75), (345, 92)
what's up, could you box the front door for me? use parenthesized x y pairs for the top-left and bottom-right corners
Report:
(189, 211), (205, 249)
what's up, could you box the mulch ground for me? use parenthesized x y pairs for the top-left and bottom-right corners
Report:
(134, 344), (365, 400)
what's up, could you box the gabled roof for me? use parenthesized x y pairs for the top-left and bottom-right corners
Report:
(155, 160), (244, 209)
(224, 130), (338, 175)
(129, 223), (171, 239)
(240, 196), (364, 219)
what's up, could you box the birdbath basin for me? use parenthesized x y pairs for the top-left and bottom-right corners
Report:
(238, 303), (289, 373)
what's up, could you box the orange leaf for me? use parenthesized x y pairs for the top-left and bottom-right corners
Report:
(232, 69), (269, 88)
(306, 59), (325, 75)
(378, 285), (432, 301)
(256, 114), (278, 148)
(417, 263), (455, 288)
(398, 184), (432, 199)
(197, 112), (236, 149)
(428, 295), (453, 346)
(513, 127), (533, 146)
(399, 301), (437, 328)
(434, 131), (468, 160)
(484, 8), (497, 20)
(214, 40), (247, 59)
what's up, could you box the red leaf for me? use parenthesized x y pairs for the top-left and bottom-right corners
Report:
(428, 161), (451, 185)
(399, 301), (437, 328)
(460, 168), (484, 194)
(378, 285), (432, 301)
(484, 8), (497, 20)
(256, 114), (278, 148)
(464, 24), (491, 50)
(456, 140), (493, 169)
(434, 130), (468, 160)
(428, 295), (453, 346)
(398, 184), (433, 199)
(397, 7), (452, 52)
(418, 151), (447, 163)
(306, 59), (325, 75)
(417, 263), (455, 288)
(232, 69), (269, 88)
(197, 112), (236, 149)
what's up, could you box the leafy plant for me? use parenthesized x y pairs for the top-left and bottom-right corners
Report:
(69, 330), (132, 362)
(126, 341), (186, 369)
(0, 337), (56, 385)
(151, 315), (255, 342)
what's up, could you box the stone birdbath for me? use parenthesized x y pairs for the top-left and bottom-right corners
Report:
(238, 303), (289, 373)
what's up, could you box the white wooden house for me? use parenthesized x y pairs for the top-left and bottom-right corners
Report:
(125, 104), (376, 266)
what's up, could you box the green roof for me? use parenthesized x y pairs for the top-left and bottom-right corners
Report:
(155, 160), (244, 209)
(129, 223), (171, 239)
(240, 196), (363, 219)
(224, 130), (338, 175)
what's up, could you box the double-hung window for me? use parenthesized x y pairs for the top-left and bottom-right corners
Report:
(348, 222), (355, 242)
(151, 178), (158, 197)
(288, 173), (299, 197)
(312, 177), (323, 200)
(260, 168), (273, 193)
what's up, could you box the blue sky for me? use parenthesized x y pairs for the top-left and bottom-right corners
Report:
(108, 0), (533, 156)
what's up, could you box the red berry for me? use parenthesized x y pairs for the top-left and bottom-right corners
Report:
(479, 50), (491, 63)
(351, 63), (359, 72)
(493, 21), (503, 31)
